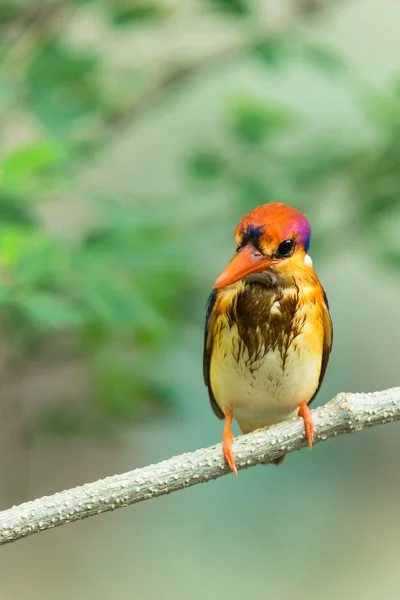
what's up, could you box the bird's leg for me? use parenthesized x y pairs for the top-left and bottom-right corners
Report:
(298, 402), (314, 450)
(223, 409), (238, 476)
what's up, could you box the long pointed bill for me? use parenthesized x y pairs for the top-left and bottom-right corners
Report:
(214, 244), (277, 289)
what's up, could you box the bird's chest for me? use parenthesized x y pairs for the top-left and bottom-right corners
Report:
(210, 287), (323, 431)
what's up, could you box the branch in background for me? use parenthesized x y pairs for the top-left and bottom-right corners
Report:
(0, 0), (340, 154)
(1, 0), (68, 71)
(1, 387), (400, 546)
(90, 0), (340, 149)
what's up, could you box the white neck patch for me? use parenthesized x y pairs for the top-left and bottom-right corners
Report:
(304, 254), (313, 267)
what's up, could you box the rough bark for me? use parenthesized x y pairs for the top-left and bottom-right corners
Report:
(1, 387), (399, 546)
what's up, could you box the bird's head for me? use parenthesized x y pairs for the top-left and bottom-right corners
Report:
(214, 202), (312, 289)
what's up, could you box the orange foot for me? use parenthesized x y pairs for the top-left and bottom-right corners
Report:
(223, 410), (238, 476)
(298, 401), (314, 450)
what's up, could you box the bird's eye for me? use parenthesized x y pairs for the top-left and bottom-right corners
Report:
(276, 239), (295, 258)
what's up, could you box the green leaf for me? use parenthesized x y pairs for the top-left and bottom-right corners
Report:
(110, 4), (167, 26)
(227, 94), (296, 144)
(208, 0), (250, 15)
(361, 87), (400, 132)
(0, 228), (69, 288)
(0, 196), (37, 228)
(0, 228), (35, 268)
(1, 141), (62, 189)
(17, 293), (84, 329)
(0, 3), (20, 27)
(362, 195), (399, 219)
(300, 42), (346, 73)
(379, 248), (400, 270)
(79, 279), (134, 328)
(251, 37), (290, 68)
(27, 42), (101, 137)
(187, 151), (225, 180)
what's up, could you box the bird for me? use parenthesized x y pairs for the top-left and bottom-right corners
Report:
(203, 202), (332, 475)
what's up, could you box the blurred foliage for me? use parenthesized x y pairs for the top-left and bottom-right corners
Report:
(209, 0), (251, 16)
(1, 0), (400, 440)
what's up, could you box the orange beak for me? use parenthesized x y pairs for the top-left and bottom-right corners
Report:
(214, 244), (278, 289)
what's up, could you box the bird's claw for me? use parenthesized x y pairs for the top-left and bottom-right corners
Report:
(223, 410), (238, 476)
(298, 401), (314, 450)
(223, 429), (238, 476)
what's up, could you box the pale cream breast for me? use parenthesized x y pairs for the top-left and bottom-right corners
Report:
(210, 304), (324, 434)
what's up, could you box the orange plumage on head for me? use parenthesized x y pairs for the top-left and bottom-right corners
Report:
(234, 202), (311, 247)
(204, 202), (332, 475)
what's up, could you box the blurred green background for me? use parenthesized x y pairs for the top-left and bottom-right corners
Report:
(1, 0), (400, 598)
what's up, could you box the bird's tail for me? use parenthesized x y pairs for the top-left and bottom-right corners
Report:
(268, 454), (287, 466)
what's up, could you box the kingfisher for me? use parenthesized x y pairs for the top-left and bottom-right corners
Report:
(203, 202), (332, 475)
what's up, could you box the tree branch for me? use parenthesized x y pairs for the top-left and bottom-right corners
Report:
(1, 387), (399, 546)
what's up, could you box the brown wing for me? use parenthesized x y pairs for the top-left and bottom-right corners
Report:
(203, 289), (224, 419)
(309, 289), (333, 406)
